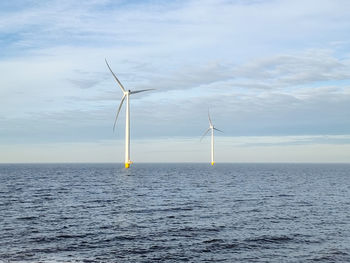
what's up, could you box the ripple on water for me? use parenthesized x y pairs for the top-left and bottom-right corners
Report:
(0, 163), (349, 262)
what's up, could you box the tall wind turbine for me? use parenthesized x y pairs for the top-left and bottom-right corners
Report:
(105, 59), (154, 168)
(201, 111), (223, 166)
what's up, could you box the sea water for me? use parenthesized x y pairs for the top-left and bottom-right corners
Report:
(0, 163), (349, 262)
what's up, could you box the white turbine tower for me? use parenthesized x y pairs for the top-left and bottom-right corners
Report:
(105, 59), (154, 168)
(201, 111), (223, 166)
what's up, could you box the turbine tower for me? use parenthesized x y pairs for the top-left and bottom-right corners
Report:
(201, 111), (223, 165)
(105, 59), (154, 168)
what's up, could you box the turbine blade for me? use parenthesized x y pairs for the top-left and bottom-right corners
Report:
(130, 89), (155, 94)
(208, 110), (213, 126)
(113, 95), (126, 132)
(200, 128), (211, 141)
(105, 59), (126, 93)
(213, 127), (223, 133)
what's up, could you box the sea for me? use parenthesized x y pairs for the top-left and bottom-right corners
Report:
(0, 163), (349, 263)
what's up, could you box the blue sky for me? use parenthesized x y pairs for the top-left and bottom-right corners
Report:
(1, 0), (350, 163)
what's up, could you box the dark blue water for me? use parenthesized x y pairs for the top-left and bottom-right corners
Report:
(0, 163), (349, 262)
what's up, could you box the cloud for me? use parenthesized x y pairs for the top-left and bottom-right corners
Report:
(226, 135), (350, 147)
(1, 50), (349, 143)
(1, 0), (349, 57)
(1, 0), (350, 162)
(234, 49), (350, 87)
(2, 135), (350, 163)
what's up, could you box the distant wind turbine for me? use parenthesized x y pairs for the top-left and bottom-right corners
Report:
(105, 59), (154, 168)
(201, 111), (223, 166)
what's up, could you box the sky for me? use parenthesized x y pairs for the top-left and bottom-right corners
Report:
(1, 0), (350, 163)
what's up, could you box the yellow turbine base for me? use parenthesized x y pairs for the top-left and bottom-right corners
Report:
(211, 162), (215, 166)
(125, 160), (133, 169)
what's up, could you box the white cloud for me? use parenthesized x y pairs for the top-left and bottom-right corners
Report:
(1, 0), (350, 162)
(1, 135), (349, 163)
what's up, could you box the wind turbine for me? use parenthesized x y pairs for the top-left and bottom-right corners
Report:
(201, 111), (223, 166)
(105, 59), (154, 168)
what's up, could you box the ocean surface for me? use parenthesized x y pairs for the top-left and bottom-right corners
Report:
(0, 163), (349, 262)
